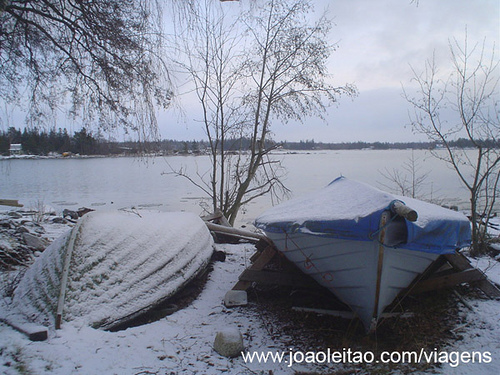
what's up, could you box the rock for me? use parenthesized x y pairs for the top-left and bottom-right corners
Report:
(8, 211), (23, 219)
(224, 290), (248, 307)
(22, 233), (47, 251)
(213, 327), (244, 358)
(0, 233), (16, 251)
(63, 207), (95, 220)
(22, 221), (45, 234)
(77, 207), (95, 216)
(211, 250), (226, 262)
(0, 219), (13, 228)
(16, 226), (30, 234)
(63, 209), (79, 220)
(52, 217), (67, 224)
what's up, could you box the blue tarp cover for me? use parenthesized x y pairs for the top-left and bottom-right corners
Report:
(254, 177), (471, 254)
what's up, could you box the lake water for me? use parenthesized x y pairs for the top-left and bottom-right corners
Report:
(0, 149), (485, 226)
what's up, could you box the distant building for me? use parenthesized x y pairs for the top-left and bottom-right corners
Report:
(9, 143), (23, 156)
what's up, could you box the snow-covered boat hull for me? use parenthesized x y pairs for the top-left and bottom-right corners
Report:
(255, 177), (471, 331)
(13, 210), (214, 330)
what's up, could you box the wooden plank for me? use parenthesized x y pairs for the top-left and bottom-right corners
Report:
(453, 290), (474, 310)
(201, 210), (231, 227)
(217, 213), (231, 227)
(291, 307), (415, 320)
(201, 212), (224, 222)
(205, 222), (270, 243)
(419, 255), (448, 281)
(0, 199), (23, 207)
(250, 250), (262, 263)
(232, 280), (253, 291)
(475, 279), (500, 299)
(56, 219), (82, 329)
(201, 211), (278, 291)
(410, 268), (486, 294)
(292, 307), (354, 319)
(249, 246), (277, 270)
(443, 253), (500, 298)
(373, 211), (390, 322)
(232, 245), (279, 291)
(0, 316), (48, 341)
(443, 253), (474, 271)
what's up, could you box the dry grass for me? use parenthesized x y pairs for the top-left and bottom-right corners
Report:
(245, 283), (475, 374)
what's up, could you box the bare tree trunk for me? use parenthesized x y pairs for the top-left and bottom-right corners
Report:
(171, 0), (356, 224)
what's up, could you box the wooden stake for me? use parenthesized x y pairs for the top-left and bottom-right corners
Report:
(56, 218), (83, 329)
(372, 210), (391, 331)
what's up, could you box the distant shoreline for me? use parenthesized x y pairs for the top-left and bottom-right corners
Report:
(0, 146), (483, 161)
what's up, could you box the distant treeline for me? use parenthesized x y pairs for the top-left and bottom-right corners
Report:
(1, 127), (103, 155)
(0, 127), (210, 156)
(281, 140), (436, 150)
(1, 127), (497, 156)
(281, 138), (499, 150)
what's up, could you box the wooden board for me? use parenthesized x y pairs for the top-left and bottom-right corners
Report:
(232, 245), (278, 291)
(0, 199), (23, 207)
(0, 315), (48, 341)
(409, 253), (500, 298)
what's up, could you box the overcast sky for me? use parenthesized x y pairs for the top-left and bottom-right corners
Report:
(1, 0), (498, 143)
(160, 0), (499, 143)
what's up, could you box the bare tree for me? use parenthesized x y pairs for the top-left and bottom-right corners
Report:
(404, 35), (500, 255)
(172, 0), (356, 225)
(0, 0), (171, 139)
(170, 0), (250, 219)
(378, 151), (432, 200)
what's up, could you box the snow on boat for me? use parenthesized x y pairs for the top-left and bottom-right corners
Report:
(254, 177), (471, 332)
(12, 210), (214, 330)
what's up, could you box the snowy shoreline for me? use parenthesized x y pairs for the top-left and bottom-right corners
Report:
(1, 208), (499, 374)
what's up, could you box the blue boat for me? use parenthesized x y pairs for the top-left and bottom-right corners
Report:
(254, 177), (471, 331)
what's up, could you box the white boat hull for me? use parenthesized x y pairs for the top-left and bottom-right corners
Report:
(12, 211), (214, 330)
(254, 177), (471, 331)
(265, 230), (439, 331)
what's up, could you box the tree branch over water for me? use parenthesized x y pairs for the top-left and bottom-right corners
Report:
(0, 0), (171, 139)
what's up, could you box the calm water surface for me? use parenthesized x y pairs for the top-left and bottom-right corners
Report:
(0, 150), (482, 225)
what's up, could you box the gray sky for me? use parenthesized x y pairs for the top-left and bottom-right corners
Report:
(160, 0), (499, 143)
(1, 0), (498, 143)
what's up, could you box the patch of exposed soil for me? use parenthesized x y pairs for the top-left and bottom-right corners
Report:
(244, 282), (482, 374)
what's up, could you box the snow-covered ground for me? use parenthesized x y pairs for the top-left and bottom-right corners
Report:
(1, 212), (499, 374)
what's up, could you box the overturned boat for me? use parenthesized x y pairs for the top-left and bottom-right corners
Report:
(254, 177), (471, 332)
(12, 210), (214, 330)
